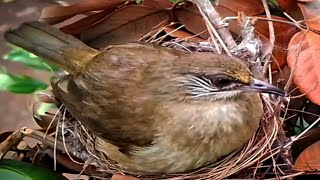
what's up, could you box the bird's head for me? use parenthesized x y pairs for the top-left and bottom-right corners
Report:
(156, 53), (285, 102)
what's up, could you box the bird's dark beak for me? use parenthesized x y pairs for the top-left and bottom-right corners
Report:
(242, 78), (285, 96)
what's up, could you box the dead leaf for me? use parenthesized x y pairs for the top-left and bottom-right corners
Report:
(40, 0), (125, 24)
(287, 30), (320, 105)
(173, 3), (251, 39)
(298, 1), (320, 31)
(112, 174), (139, 180)
(295, 140), (320, 171)
(163, 26), (204, 42)
(277, 0), (304, 20)
(292, 128), (320, 160)
(258, 34), (287, 71)
(298, 0), (317, 2)
(272, 65), (306, 136)
(256, 16), (299, 46)
(143, 0), (174, 9)
(173, 4), (209, 39)
(80, 5), (169, 48)
(302, 101), (320, 126)
(216, 0), (264, 16)
(60, 9), (115, 36)
(255, 15), (299, 70)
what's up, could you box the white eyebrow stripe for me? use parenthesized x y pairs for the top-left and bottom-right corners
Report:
(189, 77), (213, 91)
(193, 76), (212, 87)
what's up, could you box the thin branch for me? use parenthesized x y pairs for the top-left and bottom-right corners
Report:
(283, 12), (304, 30)
(223, 16), (304, 30)
(261, 0), (275, 74)
(190, 0), (237, 52)
(198, 7), (227, 54)
(0, 131), (24, 158)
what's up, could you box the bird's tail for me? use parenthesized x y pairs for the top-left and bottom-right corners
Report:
(4, 21), (99, 72)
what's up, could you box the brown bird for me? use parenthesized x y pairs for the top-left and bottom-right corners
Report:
(5, 21), (284, 173)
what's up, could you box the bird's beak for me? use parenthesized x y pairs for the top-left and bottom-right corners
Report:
(242, 78), (285, 96)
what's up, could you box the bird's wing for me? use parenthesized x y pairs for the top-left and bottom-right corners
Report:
(51, 43), (183, 152)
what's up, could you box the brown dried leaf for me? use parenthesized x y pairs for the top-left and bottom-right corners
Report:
(287, 30), (320, 105)
(255, 16), (299, 70)
(298, 1), (320, 31)
(80, 5), (169, 48)
(259, 33), (289, 71)
(40, 0), (125, 24)
(273, 65), (306, 136)
(302, 101), (320, 125)
(217, 0), (264, 16)
(143, 0), (173, 9)
(173, 3), (247, 39)
(295, 140), (320, 171)
(277, 0), (304, 20)
(60, 9), (114, 36)
(173, 4), (209, 39)
(256, 16), (299, 46)
(292, 128), (320, 160)
(112, 174), (140, 180)
(163, 26), (204, 42)
(258, 34), (273, 60)
(298, 0), (317, 2)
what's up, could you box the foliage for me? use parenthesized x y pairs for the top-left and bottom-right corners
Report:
(0, 68), (48, 94)
(3, 47), (59, 72)
(0, 47), (58, 94)
(0, 159), (61, 180)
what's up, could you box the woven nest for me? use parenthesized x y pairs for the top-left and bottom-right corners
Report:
(40, 89), (289, 179)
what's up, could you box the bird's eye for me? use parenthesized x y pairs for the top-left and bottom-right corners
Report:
(216, 78), (231, 86)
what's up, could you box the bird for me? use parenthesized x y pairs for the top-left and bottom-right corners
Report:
(4, 21), (284, 173)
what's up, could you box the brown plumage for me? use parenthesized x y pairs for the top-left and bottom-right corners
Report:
(4, 21), (284, 173)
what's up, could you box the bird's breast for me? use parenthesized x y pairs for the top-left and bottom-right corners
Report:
(127, 94), (263, 173)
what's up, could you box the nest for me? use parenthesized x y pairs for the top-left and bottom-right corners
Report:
(47, 93), (290, 179)
(29, 3), (296, 179)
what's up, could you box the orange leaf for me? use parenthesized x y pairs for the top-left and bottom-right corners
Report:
(217, 0), (264, 16)
(287, 30), (320, 105)
(295, 140), (320, 171)
(40, 0), (125, 24)
(255, 15), (299, 70)
(298, 1), (320, 31)
(80, 5), (169, 48)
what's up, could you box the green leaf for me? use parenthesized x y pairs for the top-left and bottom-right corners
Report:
(3, 47), (59, 72)
(294, 117), (310, 135)
(0, 159), (62, 180)
(37, 103), (56, 116)
(0, 69), (48, 94)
